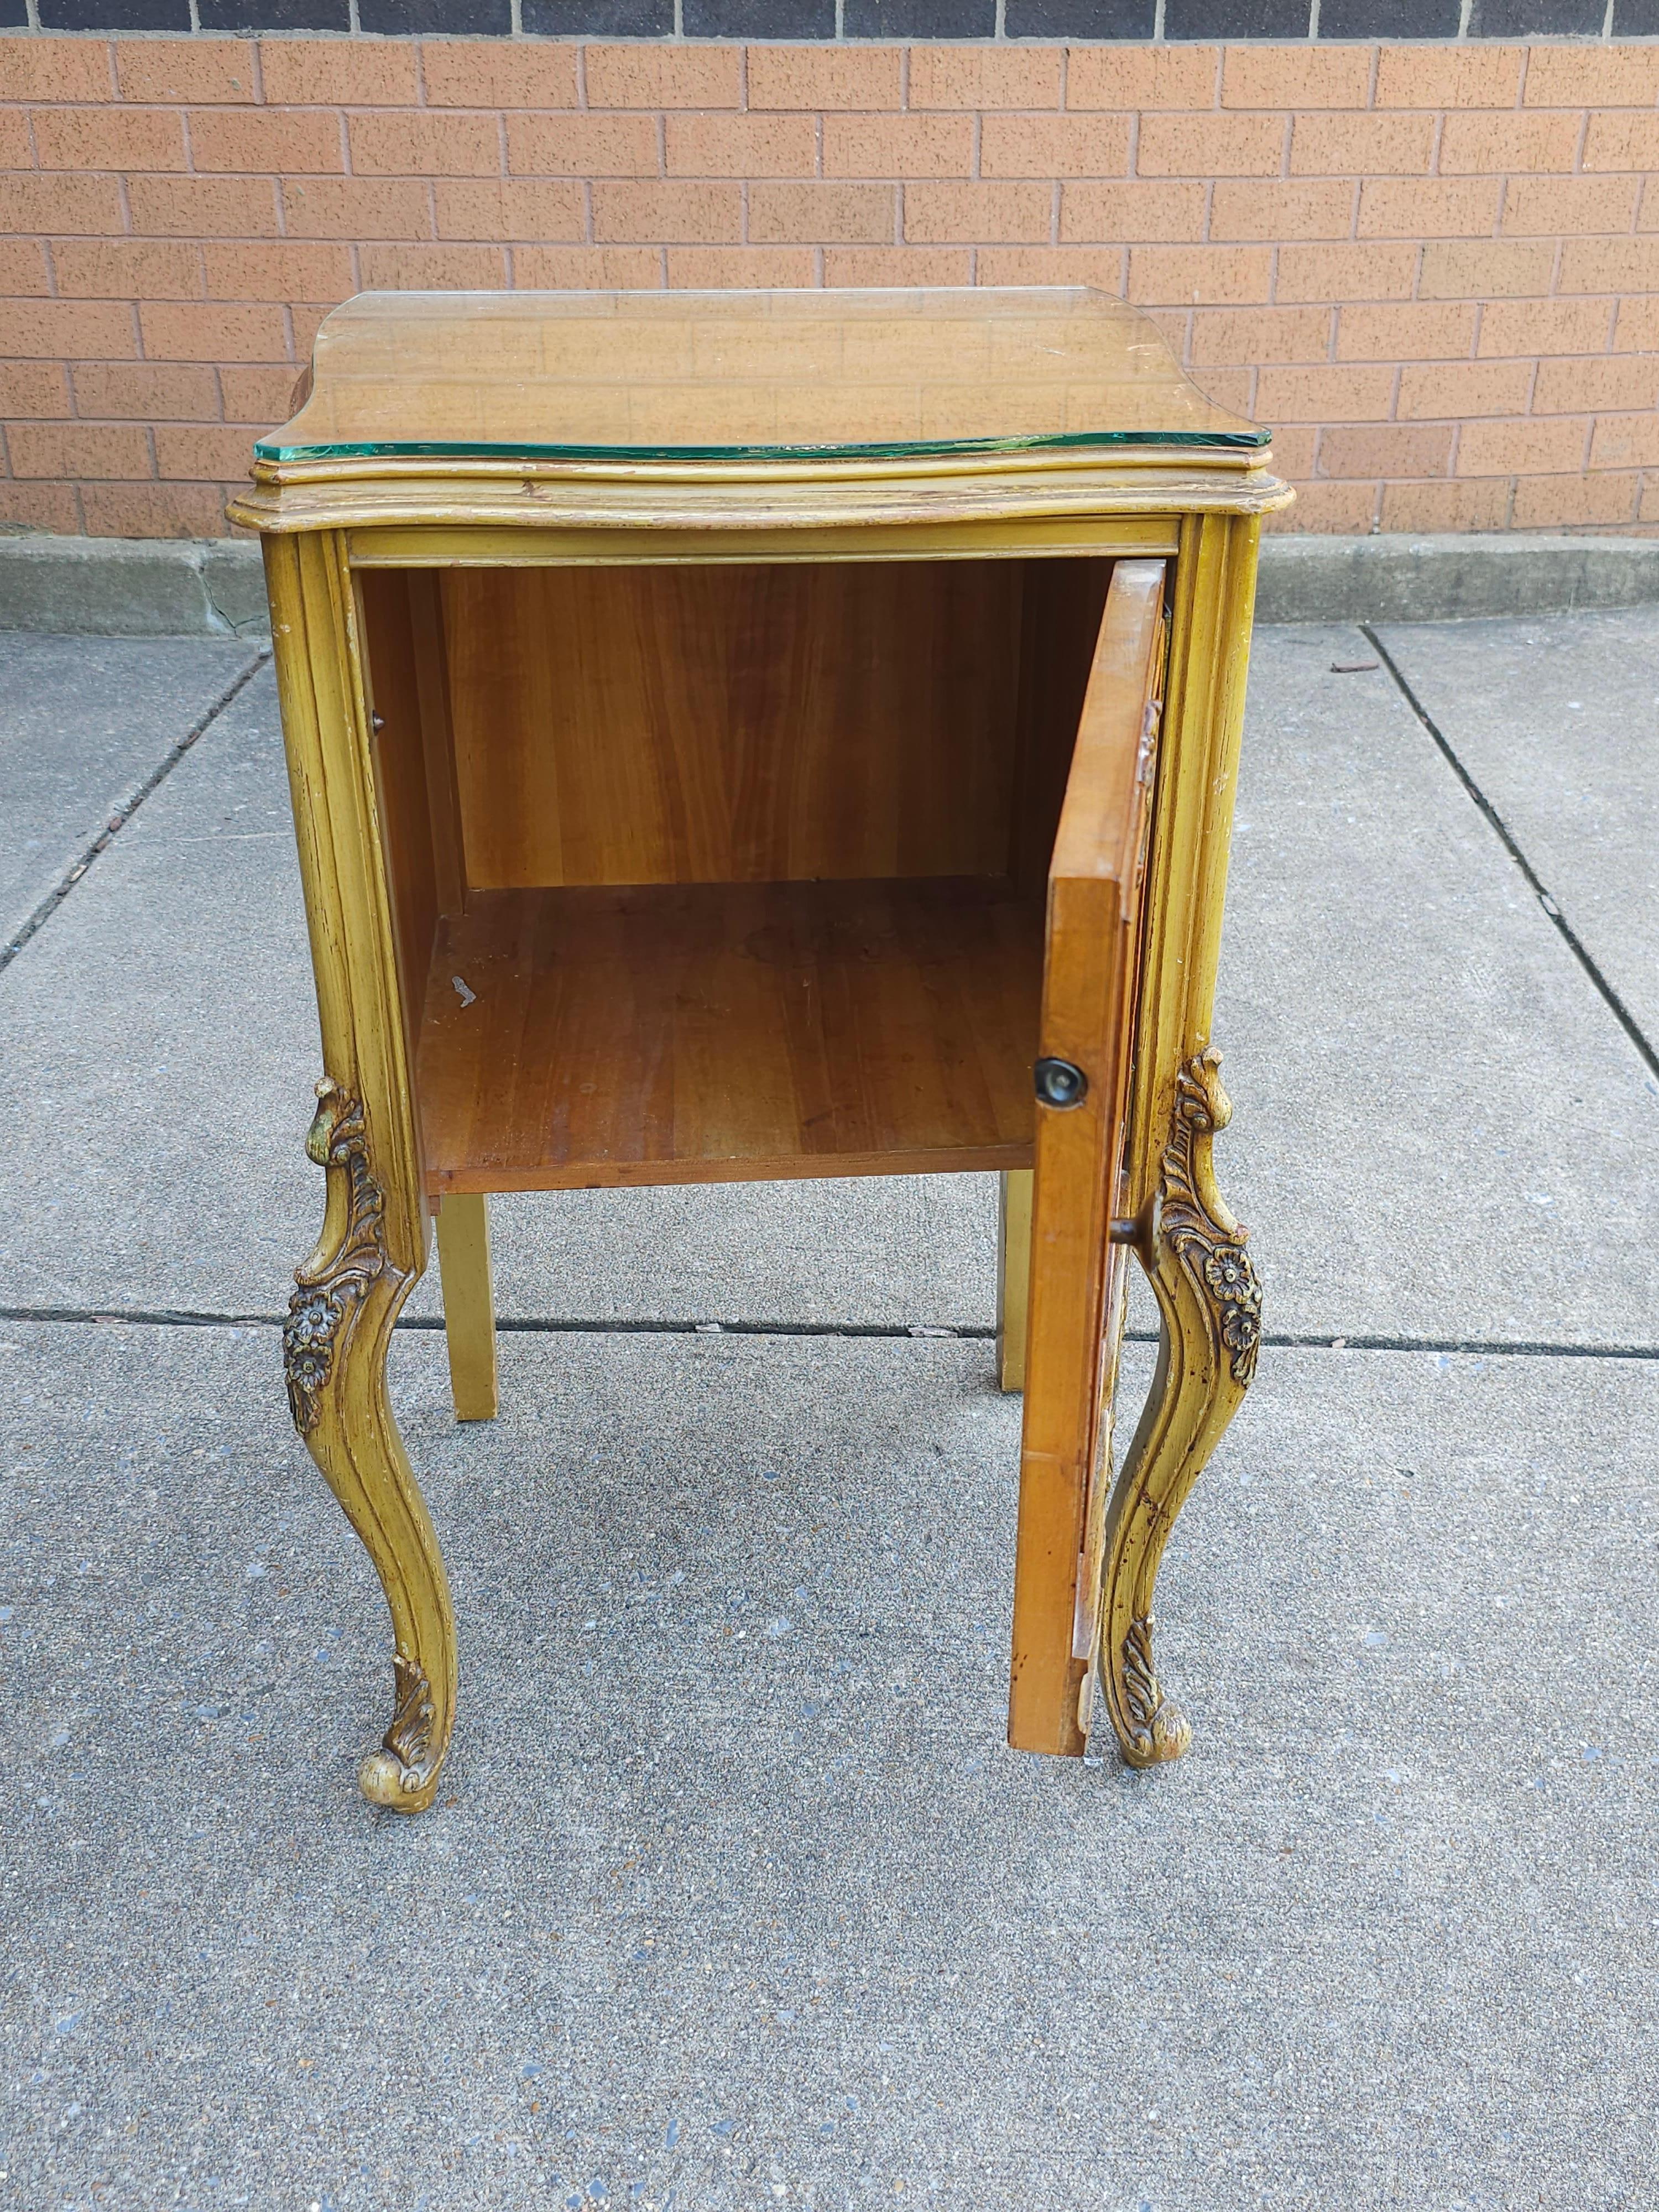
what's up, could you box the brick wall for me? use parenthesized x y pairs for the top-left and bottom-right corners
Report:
(2, 34), (1657, 539)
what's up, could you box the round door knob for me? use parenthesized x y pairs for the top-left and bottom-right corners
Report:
(1034, 1057), (1088, 1108)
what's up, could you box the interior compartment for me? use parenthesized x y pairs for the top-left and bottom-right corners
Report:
(357, 555), (1116, 1193)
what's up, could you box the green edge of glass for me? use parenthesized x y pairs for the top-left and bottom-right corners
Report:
(254, 427), (1271, 463)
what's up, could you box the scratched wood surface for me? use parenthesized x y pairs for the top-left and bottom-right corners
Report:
(418, 877), (1044, 1192)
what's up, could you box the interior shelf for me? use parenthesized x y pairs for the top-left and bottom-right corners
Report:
(418, 876), (1044, 1193)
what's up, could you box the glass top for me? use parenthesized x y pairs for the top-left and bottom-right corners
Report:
(257, 288), (1269, 466)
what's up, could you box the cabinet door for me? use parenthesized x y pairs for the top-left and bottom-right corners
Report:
(1008, 557), (1166, 1757)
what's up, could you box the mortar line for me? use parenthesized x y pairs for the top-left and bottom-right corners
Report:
(2, 1305), (1657, 1361)
(0, 650), (272, 978)
(1363, 623), (1659, 1086)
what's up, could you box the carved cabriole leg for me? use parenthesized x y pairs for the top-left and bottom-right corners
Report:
(995, 1167), (1033, 1394)
(1097, 1050), (1259, 1765)
(267, 530), (456, 1813)
(1092, 510), (1264, 1771)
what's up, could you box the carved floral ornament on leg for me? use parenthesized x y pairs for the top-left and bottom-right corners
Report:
(1160, 1046), (1261, 1389)
(283, 1077), (441, 1809)
(283, 1077), (388, 1437)
(1103, 1045), (1261, 1770)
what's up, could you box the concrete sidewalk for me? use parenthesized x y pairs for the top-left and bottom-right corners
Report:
(1, 609), (1656, 2209)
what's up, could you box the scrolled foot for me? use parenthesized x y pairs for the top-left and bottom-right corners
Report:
(358, 1653), (445, 1813)
(1117, 1616), (1192, 1768)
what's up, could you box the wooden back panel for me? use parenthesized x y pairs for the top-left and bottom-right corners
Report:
(442, 561), (1025, 890)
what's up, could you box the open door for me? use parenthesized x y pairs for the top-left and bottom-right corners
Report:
(1008, 558), (1166, 1757)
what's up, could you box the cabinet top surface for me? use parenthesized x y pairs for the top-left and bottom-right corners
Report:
(260, 286), (1267, 466)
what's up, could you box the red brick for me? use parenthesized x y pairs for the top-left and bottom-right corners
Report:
(1438, 112), (1582, 176)
(824, 116), (973, 179)
(434, 180), (585, 242)
(903, 182), (1052, 244)
(1274, 480), (1379, 531)
(1127, 245), (1272, 305)
(350, 112), (500, 179)
(1524, 46), (1659, 108)
(51, 240), (202, 300)
(583, 44), (742, 110)
(1275, 242), (1417, 302)
(1222, 44), (1371, 109)
(138, 302), (289, 363)
(664, 247), (815, 288)
(1558, 237), (1659, 293)
(1193, 367), (1254, 416)
(1456, 416), (1589, 475)
(128, 177), (281, 238)
(1209, 181), (1353, 241)
(1066, 47), (1218, 111)
(1614, 296), (1659, 352)
(1534, 356), (1659, 415)
(908, 48), (1061, 110)
(1290, 113), (1434, 176)
(824, 246), (973, 285)
(666, 114), (817, 178)
(1397, 359), (1533, 419)
(1478, 298), (1615, 357)
(1256, 364), (1394, 421)
(1060, 181), (1206, 244)
(0, 362), (71, 418)
(508, 113), (658, 178)
(202, 242), (354, 300)
(1511, 471), (1639, 529)
(1584, 113), (1659, 173)
(1335, 302), (1476, 361)
(117, 38), (254, 105)
(1263, 424), (1316, 477)
(982, 116), (1130, 179)
(0, 239), (49, 298)
(82, 483), (230, 538)
(1374, 45), (1524, 109)
(593, 181), (742, 244)
(977, 245), (1127, 289)
(189, 108), (345, 175)
(258, 39), (417, 107)
(0, 174), (125, 236)
(155, 424), (264, 481)
(1380, 477), (1510, 532)
(7, 299), (137, 358)
(512, 245), (662, 287)
(281, 178), (432, 241)
(1190, 305), (1331, 366)
(220, 364), (307, 420)
(357, 243), (508, 289)
(34, 106), (187, 172)
(72, 362), (218, 420)
(1358, 179), (1501, 240)
(420, 39), (578, 110)
(1318, 424), (1453, 479)
(0, 483), (81, 533)
(748, 182), (896, 245)
(0, 36), (114, 102)
(9, 421), (152, 480)
(1138, 113), (1283, 178)
(0, 109), (27, 169)
(1418, 239), (1554, 299)
(1503, 177), (1641, 238)
(1589, 414), (1659, 469)
(746, 45), (901, 109)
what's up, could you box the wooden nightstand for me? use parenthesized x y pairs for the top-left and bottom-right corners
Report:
(229, 286), (1290, 1813)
